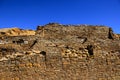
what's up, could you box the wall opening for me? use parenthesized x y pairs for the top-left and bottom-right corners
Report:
(87, 45), (94, 56)
(40, 51), (46, 61)
(108, 28), (114, 39)
(40, 51), (46, 56)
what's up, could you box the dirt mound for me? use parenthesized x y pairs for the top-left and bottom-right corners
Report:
(0, 28), (35, 36)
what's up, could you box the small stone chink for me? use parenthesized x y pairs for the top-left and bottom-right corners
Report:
(29, 39), (38, 49)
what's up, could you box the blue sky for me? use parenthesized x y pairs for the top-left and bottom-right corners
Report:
(0, 0), (120, 33)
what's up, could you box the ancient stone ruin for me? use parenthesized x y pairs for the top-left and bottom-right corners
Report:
(0, 23), (120, 80)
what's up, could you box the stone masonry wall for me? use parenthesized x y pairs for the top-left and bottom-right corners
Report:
(0, 49), (119, 80)
(0, 23), (120, 80)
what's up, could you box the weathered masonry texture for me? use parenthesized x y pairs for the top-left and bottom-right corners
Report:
(0, 23), (120, 80)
